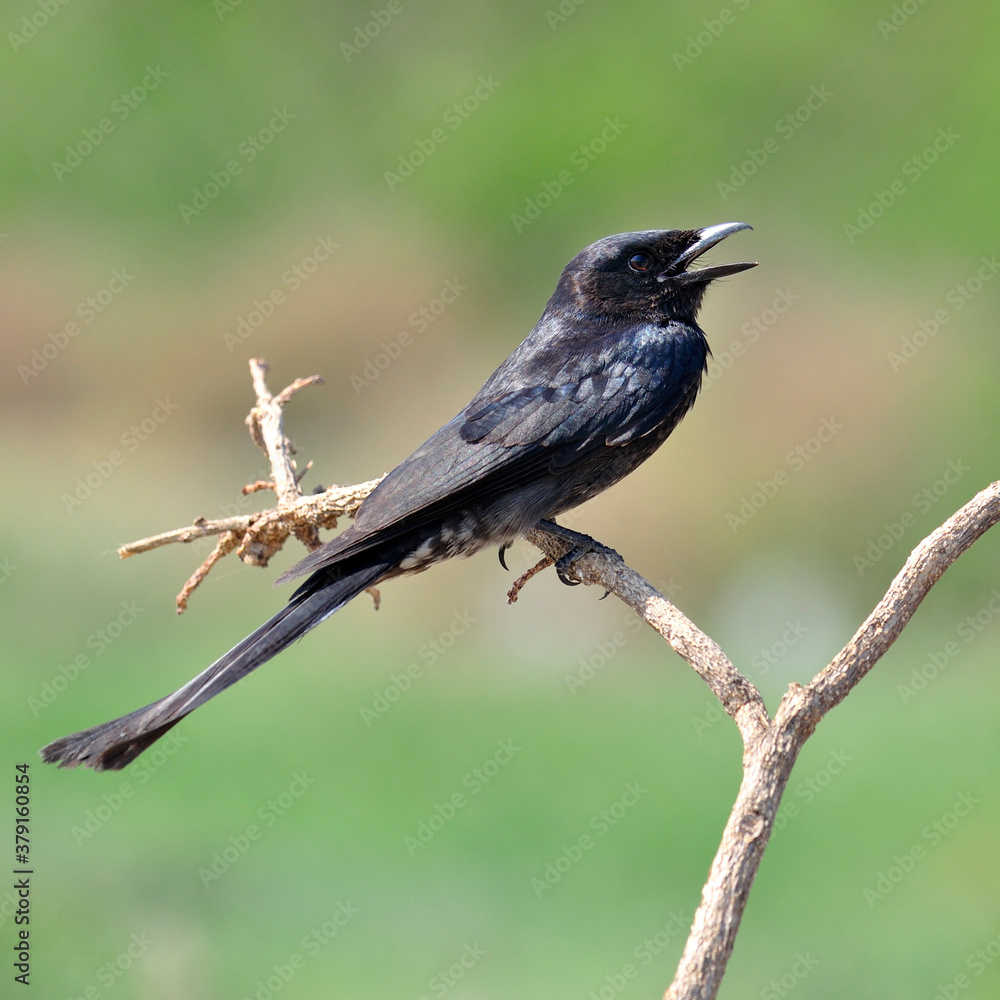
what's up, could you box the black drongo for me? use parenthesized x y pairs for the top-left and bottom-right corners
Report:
(41, 223), (755, 770)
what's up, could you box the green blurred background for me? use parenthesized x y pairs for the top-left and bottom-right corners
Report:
(4, 2), (1000, 997)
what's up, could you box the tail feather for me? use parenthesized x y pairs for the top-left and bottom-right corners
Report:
(40, 556), (393, 771)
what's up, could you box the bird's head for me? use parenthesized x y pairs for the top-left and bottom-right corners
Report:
(552, 223), (757, 322)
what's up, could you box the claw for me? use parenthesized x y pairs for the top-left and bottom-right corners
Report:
(554, 547), (585, 587)
(498, 544), (510, 571)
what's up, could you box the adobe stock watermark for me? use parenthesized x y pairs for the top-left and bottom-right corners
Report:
(585, 958), (639, 1000)
(61, 397), (180, 513)
(178, 106), (296, 223)
(340, 0), (410, 62)
(384, 76), (500, 191)
(702, 288), (800, 388)
(214, 0), (247, 18)
(717, 86), (833, 202)
(633, 909), (690, 967)
(404, 739), (520, 856)
(350, 277), (466, 393)
(566, 611), (642, 694)
(931, 927), (1000, 1000)
(672, 0), (752, 72)
(29, 600), (144, 717)
(360, 609), (477, 726)
(200, 464), (272, 529)
(530, 781), (647, 897)
(862, 791), (979, 907)
(691, 698), (727, 737)
(184, 464), (276, 560)
(853, 458), (970, 576)
(564, 578), (682, 694)
(52, 65), (168, 180)
(771, 749), (853, 834)
(70, 931), (154, 997)
(749, 620), (809, 675)
(725, 417), (845, 533)
(843, 127), (960, 244)
(545, 0), (588, 30)
(897, 588), (1000, 704)
(221, 235), (339, 352)
(511, 117), (628, 233)
(416, 943), (487, 1000)
(71, 732), (189, 845)
(240, 903), (360, 1000)
(760, 953), (819, 1000)
(586, 910), (690, 1000)
(299, 903), (360, 955)
(17, 268), (134, 384)
(878, 0), (931, 40)
(9, 0), (74, 53)
(198, 771), (317, 886)
(887, 256), (999, 372)
(0, 879), (36, 930)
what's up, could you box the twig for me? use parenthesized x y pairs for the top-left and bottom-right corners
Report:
(117, 481), (382, 561)
(245, 360), (323, 551)
(116, 358), (382, 611)
(245, 366), (321, 491)
(242, 480), (277, 495)
(522, 524), (770, 747)
(506, 554), (555, 604)
(175, 530), (240, 613)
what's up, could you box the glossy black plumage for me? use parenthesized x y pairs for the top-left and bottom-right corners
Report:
(41, 223), (755, 770)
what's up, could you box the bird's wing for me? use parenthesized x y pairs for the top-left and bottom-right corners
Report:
(276, 325), (704, 583)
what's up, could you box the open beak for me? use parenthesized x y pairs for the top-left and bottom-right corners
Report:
(662, 222), (757, 284)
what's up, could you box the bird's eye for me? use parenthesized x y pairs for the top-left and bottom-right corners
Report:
(628, 252), (653, 272)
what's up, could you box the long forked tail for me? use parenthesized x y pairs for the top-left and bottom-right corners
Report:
(40, 556), (393, 771)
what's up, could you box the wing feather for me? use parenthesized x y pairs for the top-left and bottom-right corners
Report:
(277, 320), (705, 583)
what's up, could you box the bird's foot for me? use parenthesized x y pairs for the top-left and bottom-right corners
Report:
(554, 547), (610, 596)
(536, 521), (618, 594)
(507, 522), (619, 603)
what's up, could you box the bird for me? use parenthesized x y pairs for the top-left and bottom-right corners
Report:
(40, 223), (756, 771)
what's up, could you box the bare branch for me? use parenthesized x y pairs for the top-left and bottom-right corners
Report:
(116, 358), (381, 610)
(660, 479), (1000, 1000)
(118, 514), (254, 557)
(117, 479), (382, 562)
(808, 481), (1000, 715)
(522, 524), (770, 747)
(245, 358), (323, 551)
(176, 530), (240, 613)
